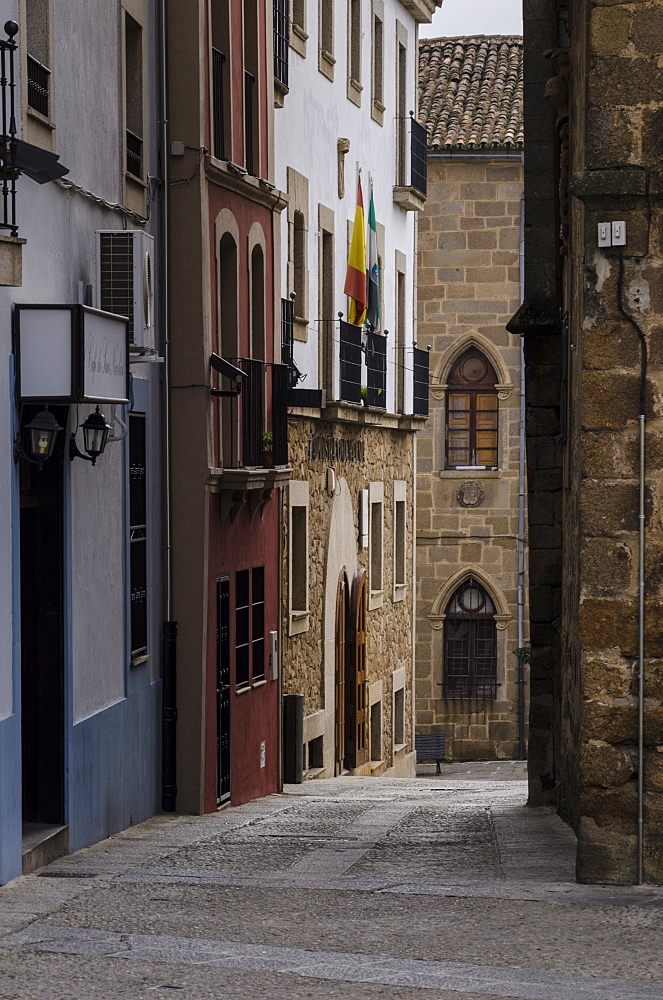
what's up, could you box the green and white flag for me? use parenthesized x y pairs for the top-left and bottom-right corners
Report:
(366, 182), (380, 331)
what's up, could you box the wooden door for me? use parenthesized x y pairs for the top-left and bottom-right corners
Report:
(334, 572), (348, 774)
(347, 569), (367, 768)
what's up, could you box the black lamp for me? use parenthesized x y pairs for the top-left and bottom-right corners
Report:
(14, 406), (62, 468)
(70, 406), (111, 466)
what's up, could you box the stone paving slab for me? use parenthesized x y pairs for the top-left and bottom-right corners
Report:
(4, 923), (663, 1000)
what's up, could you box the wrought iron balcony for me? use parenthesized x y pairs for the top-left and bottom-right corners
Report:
(394, 112), (428, 211)
(339, 320), (362, 405)
(219, 358), (288, 470)
(0, 23), (18, 238)
(27, 53), (49, 118)
(413, 346), (430, 417)
(366, 332), (387, 409)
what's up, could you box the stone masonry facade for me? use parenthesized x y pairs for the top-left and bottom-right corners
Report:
(513, 0), (663, 883)
(282, 411), (418, 778)
(416, 153), (528, 761)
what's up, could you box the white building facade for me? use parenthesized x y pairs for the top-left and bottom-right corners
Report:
(274, 0), (440, 778)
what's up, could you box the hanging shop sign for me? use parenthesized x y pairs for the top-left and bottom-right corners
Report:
(15, 304), (129, 404)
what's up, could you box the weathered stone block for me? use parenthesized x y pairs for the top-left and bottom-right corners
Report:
(580, 538), (633, 596)
(590, 6), (631, 55)
(579, 739), (634, 788)
(580, 481), (639, 536)
(579, 600), (637, 654)
(581, 371), (640, 430)
(576, 816), (637, 885)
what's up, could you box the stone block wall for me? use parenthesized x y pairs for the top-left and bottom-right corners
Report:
(416, 154), (529, 761)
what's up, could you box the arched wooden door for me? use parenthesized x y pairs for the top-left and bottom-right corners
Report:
(334, 571), (349, 775)
(347, 569), (367, 768)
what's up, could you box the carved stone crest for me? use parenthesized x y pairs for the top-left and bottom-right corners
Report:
(456, 480), (485, 508)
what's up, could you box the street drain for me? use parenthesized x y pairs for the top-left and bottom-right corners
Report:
(38, 872), (98, 879)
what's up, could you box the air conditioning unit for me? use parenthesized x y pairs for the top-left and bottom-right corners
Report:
(96, 230), (155, 354)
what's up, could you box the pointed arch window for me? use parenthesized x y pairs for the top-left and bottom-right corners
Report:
(446, 350), (498, 469)
(444, 577), (497, 700)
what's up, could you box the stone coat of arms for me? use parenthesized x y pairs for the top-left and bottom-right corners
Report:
(456, 480), (485, 508)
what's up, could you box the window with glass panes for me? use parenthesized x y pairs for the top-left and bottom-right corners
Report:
(443, 578), (497, 700)
(235, 566), (266, 689)
(446, 350), (498, 468)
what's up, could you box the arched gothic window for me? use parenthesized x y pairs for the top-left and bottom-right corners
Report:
(446, 350), (498, 468)
(444, 578), (497, 700)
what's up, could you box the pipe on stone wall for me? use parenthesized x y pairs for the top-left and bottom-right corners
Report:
(517, 188), (526, 762)
(617, 248), (647, 885)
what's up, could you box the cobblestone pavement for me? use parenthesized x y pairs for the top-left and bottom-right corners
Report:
(1, 762), (663, 999)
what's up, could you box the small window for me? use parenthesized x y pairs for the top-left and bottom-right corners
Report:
(251, 244), (265, 361)
(393, 480), (406, 601)
(26, 0), (51, 118)
(368, 481), (384, 609)
(211, 0), (231, 159)
(293, 210), (307, 323)
(289, 481), (310, 634)
(347, 0), (362, 105)
(394, 686), (405, 746)
(446, 350), (498, 469)
(319, 224), (335, 399)
(252, 566), (265, 682)
(235, 566), (266, 689)
(444, 578), (497, 701)
(396, 41), (406, 184)
(319, 0), (334, 79)
(125, 13), (143, 179)
(370, 700), (382, 762)
(291, 0), (308, 57)
(395, 266), (406, 413)
(371, 9), (384, 124)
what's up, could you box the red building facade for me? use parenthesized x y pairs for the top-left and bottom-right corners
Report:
(168, 0), (288, 812)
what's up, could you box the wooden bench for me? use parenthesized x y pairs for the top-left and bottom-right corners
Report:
(415, 734), (446, 775)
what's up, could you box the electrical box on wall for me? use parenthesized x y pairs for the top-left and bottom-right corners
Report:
(269, 630), (279, 681)
(359, 489), (368, 548)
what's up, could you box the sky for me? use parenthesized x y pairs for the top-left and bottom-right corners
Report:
(419, 0), (523, 39)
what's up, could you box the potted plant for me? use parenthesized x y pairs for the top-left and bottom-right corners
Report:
(262, 431), (273, 467)
(360, 385), (368, 405)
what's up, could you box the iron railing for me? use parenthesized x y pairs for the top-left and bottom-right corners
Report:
(212, 47), (225, 160)
(273, 0), (289, 88)
(27, 53), (49, 118)
(339, 320), (362, 404)
(396, 113), (428, 197)
(413, 347), (430, 417)
(0, 22), (18, 237)
(244, 71), (255, 175)
(366, 332), (387, 409)
(221, 358), (288, 468)
(126, 128), (142, 178)
(410, 114), (428, 196)
(281, 296), (301, 388)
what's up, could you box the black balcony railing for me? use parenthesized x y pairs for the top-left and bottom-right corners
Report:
(273, 0), (289, 89)
(126, 128), (142, 178)
(244, 71), (255, 175)
(366, 332), (387, 409)
(413, 346), (430, 417)
(212, 47), (226, 160)
(339, 320), (362, 404)
(281, 296), (294, 370)
(272, 363), (289, 466)
(410, 114), (428, 197)
(0, 23), (18, 237)
(27, 53), (49, 118)
(241, 357), (263, 466)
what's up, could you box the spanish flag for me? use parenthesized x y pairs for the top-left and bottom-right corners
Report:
(344, 176), (367, 326)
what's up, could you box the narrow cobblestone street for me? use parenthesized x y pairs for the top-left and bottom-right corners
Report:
(1, 765), (662, 999)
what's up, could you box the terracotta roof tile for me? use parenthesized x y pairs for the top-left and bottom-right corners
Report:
(418, 36), (523, 150)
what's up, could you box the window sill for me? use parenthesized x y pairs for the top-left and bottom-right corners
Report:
(274, 79), (288, 108)
(236, 684), (250, 695)
(439, 468), (501, 479)
(293, 316), (308, 343)
(319, 48), (335, 82)
(347, 77), (362, 107)
(290, 23), (308, 58)
(393, 743), (408, 755)
(131, 653), (151, 668)
(252, 678), (267, 688)
(371, 100), (385, 127)
(27, 106), (55, 131)
(289, 612), (310, 637)
(393, 184), (426, 212)
(368, 590), (384, 611)
(392, 584), (406, 603)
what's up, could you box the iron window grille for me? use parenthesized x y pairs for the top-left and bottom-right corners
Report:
(273, 0), (289, 88)
(413, 347), (430, 417)
(27, 53), (49, 118)
(212, 47), (226, 160)
(443, 578), (497, 701)
(281, 296), (297, 386)
(126, 128), (143, 178)
(410, 114), (428, 197)
(0, 24), (18, 237)
(129, 413), (148, 659)
(366, 331), (387, 409)
(339, 319), (362, 404)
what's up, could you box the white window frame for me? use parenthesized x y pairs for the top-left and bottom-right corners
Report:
(392, 664), (406, 753)
(288, 480), (310, 635)
(392, 480), (407, 603)
(368, 480), (384, 610)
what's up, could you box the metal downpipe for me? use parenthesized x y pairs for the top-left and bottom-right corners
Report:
(638, 413), (645, 884)
(517, 187), (526, 761)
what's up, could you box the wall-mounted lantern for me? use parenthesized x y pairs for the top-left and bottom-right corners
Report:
(14, 405), (62, 468)
(70, 406), (111, 466)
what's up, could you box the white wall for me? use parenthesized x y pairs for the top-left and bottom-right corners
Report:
(274, 0), (420, 405)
